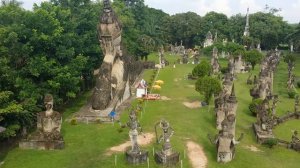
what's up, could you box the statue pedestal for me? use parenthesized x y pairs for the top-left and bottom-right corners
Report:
(19, 132), (64, 150)
(19, 139), (64, 150)
(125, 150), (148, 164)
(253, 123), (274, 144)
(154, 151), (180, 166)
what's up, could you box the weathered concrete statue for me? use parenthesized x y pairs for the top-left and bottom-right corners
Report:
(253, 99), (275, 144)
(154, 119), (179, 166)
(19, 94), (64, 150)
(91, 0), (133, 113)
(211, 47), (220, 74)
(125, 110), (148, 164)
(290, 131), (300, 151)
(204, 31), (213, 48)
(37, 94), (63, 141)
(209, 117), (243, 163)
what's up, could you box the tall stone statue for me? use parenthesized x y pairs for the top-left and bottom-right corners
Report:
(92, 0), (123, 111)
(19, 94), (64, 150)
(243, 8), (250, 37)
(211, 47), (220, 74)
(154, 119), (179, 166)
(125, 110), (148, 164)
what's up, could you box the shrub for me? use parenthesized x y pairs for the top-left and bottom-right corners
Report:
(192, 60), (212, 78)
(249, 99), (263, 116)
(297, 81), (300, 88)
(70, 118), (77, 125)
(95, 118), (102, 124)
(220, 67), (228, 74)
(287, 90), (297, 98)
(263, 138), (278, 148)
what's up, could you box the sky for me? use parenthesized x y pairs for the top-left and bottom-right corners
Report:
(21, 0), (300, 23)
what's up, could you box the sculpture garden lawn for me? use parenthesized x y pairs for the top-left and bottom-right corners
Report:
(1, 53), (300, 168)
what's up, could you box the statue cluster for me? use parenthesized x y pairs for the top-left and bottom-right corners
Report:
(19, 94), (64, 150)
(170, 40), (185, 55)
(211, 47), (220, 74)
(250, 51), (280, 100)
(123, 114), (179, 166)
(209, 71), (243, 163)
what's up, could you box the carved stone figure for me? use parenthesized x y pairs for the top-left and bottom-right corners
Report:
(19, 94), (64, 150)
(290, 131), (300, 151)
(211, 47), (220, 74)
(125, 110), (148, 164)
(209, 117), (243, 163)
(37, 94), (63, 141)
(234, 55), (245, 73)
(253, 99), (275, 144)
(204, 31), (214, 48)
(154, 119), (179, 166)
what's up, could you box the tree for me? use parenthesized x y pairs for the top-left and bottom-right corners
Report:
(195, 76), (222, 104)
(192, 60), (211, 78)
(243, 49), (263, 70)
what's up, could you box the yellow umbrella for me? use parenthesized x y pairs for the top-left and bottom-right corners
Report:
(152, 85), (161, 90)
(155, 80), (164, 85)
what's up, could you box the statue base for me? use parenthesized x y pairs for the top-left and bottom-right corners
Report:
(125, 150), (148, 164)
(253, 123), (274, 144)
(154, 151), (180, 166)
(19, 139), (64, 150)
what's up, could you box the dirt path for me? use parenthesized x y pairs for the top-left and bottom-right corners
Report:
(186, 141), (207, 168)
(106, 133), (154, 156)
(183, 101), (202, 109)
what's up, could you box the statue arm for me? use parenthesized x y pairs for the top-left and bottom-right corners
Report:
(233, 133), (244, 144)
(207, 134), (218, 144)
(154, 122), (160, 143)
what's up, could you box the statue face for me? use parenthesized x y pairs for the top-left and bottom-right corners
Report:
(45, 102), (53, 111)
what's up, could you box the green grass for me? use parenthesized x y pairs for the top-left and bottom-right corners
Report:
(2, 52), (300, 168)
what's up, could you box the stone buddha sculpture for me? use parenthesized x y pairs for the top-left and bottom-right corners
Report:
(37, 94), (62, 141)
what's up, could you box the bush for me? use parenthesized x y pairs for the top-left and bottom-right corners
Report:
(70, 118), (77, 125)
(297, 81), (300, 88)
(95, 118), (102, 124)
(220, 67), (228, 74)
(192, 60), (212, 78)
(249, 99), (263, 116)
(263, 138), (278, 148)
(287, 90), (297, 98)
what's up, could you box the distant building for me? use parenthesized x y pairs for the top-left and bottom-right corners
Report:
(136, 79), (147, 98)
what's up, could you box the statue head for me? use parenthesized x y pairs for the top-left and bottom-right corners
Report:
(44, 94), (54, 112)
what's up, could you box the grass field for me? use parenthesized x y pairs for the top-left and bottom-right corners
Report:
(1, 52), (300, 168)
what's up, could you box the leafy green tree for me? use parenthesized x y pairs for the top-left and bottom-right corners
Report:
(192, 60), (212, 78)
(243, 49), (263, 70)
(195, 76), (222, 104)
(0, 91), (23, 139)
(163, 12), (201, 47)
